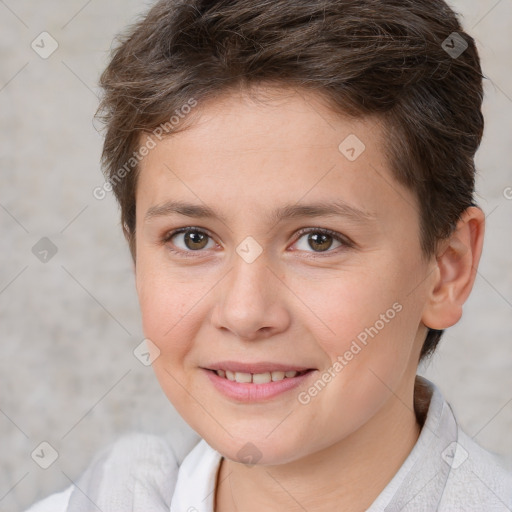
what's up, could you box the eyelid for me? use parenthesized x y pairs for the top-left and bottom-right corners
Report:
(162, 226), (215, 243)
(162, 226), (354, 257)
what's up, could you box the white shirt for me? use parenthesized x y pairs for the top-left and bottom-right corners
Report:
(25, 376), (512, 511)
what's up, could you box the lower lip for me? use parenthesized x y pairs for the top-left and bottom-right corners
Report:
(203, 368), (315, 402)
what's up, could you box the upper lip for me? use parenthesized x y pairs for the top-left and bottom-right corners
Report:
(204, 361), (315, 374)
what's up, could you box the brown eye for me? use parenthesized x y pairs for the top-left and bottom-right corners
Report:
(307, 232), (335, 252)
(293, 228), (351, 255)
(165, 228), (215, 254)
(182, 230), (209, 250)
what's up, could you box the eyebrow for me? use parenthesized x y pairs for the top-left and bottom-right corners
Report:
(144, 199), (376, 225)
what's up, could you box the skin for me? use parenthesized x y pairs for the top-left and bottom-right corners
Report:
(133, 85), (485, 512)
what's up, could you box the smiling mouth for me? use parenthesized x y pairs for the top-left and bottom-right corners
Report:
(208, 368), (313, 384)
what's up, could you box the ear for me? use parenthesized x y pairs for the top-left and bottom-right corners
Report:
(421, 206), (485, 330)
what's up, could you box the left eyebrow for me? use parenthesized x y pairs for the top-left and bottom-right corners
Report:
(144, 199), (377, 225)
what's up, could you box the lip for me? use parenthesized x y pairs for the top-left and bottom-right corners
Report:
(203, 361), (314, 374)
(202, 367), (316, 402)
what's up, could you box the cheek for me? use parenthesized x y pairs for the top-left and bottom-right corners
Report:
(135, 262), (198, 405)
(305, 260), (422, 393)
(135, 258), (215, 378)
(305, 269), (401, 350)
(136, 260), (189, 347)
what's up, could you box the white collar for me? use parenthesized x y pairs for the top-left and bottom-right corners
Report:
(170, 437), (222, 512)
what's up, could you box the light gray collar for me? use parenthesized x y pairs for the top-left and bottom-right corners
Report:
(368, 375), (458, 511)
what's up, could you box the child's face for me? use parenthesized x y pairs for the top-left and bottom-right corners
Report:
(134, 86), (435, 465)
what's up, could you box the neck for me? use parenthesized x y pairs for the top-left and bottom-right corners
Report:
(215, 377), (422, 512)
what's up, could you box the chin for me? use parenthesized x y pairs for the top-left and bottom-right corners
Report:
(200, 428), (309, 467)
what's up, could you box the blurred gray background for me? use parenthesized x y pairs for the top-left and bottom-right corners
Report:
(0, 1), (511, 510)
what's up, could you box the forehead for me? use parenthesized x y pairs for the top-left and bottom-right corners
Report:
(154, 85), (385, 158)
(135, 85), (417, 231)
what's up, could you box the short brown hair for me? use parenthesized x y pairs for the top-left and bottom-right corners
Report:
(97, 0), (485, 362)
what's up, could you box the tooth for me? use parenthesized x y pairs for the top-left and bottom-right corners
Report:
(219, 369), (302, 383)
(235, 372), (252, 383)
(252, 372), (272, 384)
(271, 371), (285, 381)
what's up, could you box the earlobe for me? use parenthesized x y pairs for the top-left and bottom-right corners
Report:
(422, 206), (485, 330)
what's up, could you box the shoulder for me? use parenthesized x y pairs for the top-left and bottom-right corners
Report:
(24, 432), (197, 512)
(439, 426), (512, 509)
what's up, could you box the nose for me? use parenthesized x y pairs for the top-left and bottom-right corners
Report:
(211, 250), (291, 341)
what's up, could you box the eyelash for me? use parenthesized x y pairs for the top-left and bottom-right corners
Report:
(161, 226), (354, 259)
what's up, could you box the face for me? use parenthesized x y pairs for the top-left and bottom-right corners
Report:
(134, 86), (434, 465)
